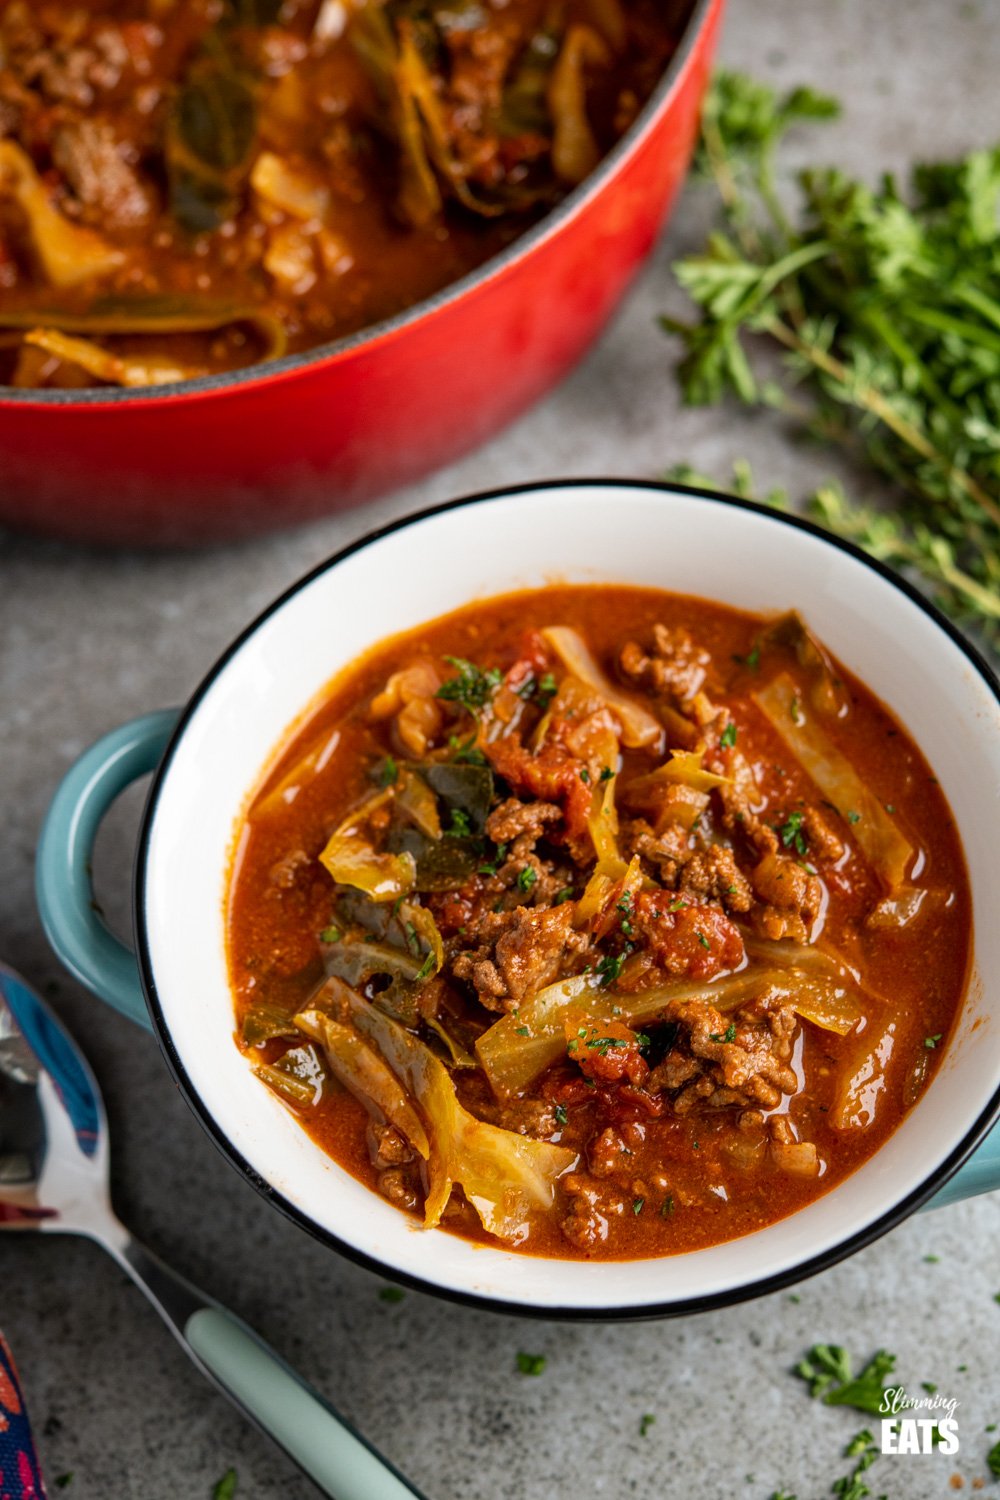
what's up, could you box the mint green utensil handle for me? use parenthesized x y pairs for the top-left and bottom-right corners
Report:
(186, 1308), (424, 1499)
(35, 710), (179, 1029)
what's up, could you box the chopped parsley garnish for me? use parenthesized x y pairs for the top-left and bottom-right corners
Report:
(212, 1473), (237, 1500)
(846, 809), (861, 824)
(516, 1352), (546, 1376)
(697, 931), (711, 950)
(436, 656), (502, 714)
(720, 720), (737, 748)
(378, 1286), (405, 1304)
(554, 886), (575, 904)
(517, 866), (538, 892)
(924, 1033), (943, 1049)
(554, 1103), (568, 1126)
(709, 1022), (737, 1043)
(660, 1196), (675, 1216)
(479, 841), (508, 875)
(414, 952), (436, 983)
(319, 925), (342, 944)
(595, 951), (627, 986)
(450, 733), (488, 765)
(923, 1253), (940, 1263)
(779, 809), (809, 856)
(617, 891), (635, 936)
(599, 765), (614, 781)
(639, 1414), (656, 1438)
(885, 803), (896, 814)
(746, 643), (761, 671)
(667, 898), (688, 912)
(54, 1480), (75, 1494)
(634, 1032), (651, 1049)
(579, 766), (591, 784)
(632, 1197), (644, 1215)
(537, 672), (558, 707)
(585, 1034), (628, 1055)
(795, 1345), (896, 1415)
(445, 807), (472, 837)
(372, 755), (398, 787)
(515, 1026), (529, 1036)
(404, 921), (420, 955)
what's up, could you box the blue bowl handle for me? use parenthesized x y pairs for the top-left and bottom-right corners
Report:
(924, 1122), (1000, 1211)
(35, 711), (180, 1031)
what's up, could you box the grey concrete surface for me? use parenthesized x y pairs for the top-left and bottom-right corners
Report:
(2, 1), (999, 1496)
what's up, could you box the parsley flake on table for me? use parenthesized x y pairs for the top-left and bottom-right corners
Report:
(989, 1439), (1000, 1479)
(212, 1472), (237, 1500)
(516, 1352), (546, 1376)
(378, 1286), (405, 1304)
(795, 1345), (896, 1414)
(639, 1413), (656, 1437)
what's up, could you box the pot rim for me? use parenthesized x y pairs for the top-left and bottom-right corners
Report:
(132, 478), (1000, 1321)
(0, 0), (718, 413)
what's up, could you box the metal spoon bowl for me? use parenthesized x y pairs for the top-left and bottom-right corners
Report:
(0, 960), (425, 1500)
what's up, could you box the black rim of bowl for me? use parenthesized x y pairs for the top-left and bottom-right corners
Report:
(133, 479), (1000, 1321)
(0, 0), (716, 410)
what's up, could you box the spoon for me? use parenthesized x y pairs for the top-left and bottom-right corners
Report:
(0, 961), (426, 1500)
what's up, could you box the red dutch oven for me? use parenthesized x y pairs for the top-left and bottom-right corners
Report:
(0, 0), (722, 547)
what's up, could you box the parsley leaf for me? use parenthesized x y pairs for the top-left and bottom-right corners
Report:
(436, 657), (502, 714)
(639, 1414), (656, 1437)
(517, 866), (538, 893)
(212, 1473), (237, 1500)
(779, 810), (809, 857)
(378, 1286), (405, 1304)
(516, 1352), (546, 1376)
(795, 1345), (896, 1415)
(988, 1439), (1000, 1479)
(663, 70), (1000, 652)
(709, 1022), (737, 1043)
(720, 720), (737, 748)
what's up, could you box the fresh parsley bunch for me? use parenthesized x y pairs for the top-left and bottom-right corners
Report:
(664, 72), (1000, 648)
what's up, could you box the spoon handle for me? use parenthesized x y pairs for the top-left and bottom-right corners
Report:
(103, 1229), (426, 1500)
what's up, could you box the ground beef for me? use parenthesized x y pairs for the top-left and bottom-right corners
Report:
(750, 851), (822, 943)
(559, 1170), (625, 1250)
(646, 995), (799, 1113)
(618, 624), (712, 706)
(52, 118), (154, 228)
(480, 1097), (558, 1139)
(802, 805), (846, 863)
(485, 733), (594, 863)
(451, 903), (588, 1012)
(677, 844), (754, 914)
(485, 795), (562, 850)
(366, 1121), (413, 1168)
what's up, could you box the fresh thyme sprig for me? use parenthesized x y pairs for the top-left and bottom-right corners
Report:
(663, 71), (1000, 649)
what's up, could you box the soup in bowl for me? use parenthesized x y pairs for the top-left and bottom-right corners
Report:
(36, 481), (1000, 1314)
